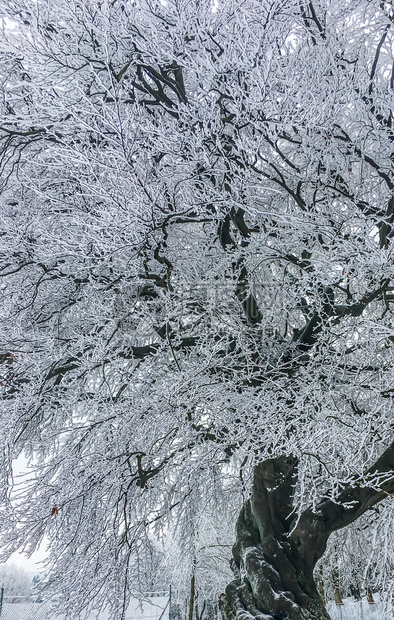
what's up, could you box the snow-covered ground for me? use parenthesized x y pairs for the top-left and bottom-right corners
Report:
(95, 596), (170, 620)
(328, 599), (390, 620)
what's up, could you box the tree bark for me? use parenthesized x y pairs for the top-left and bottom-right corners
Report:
(189, 569), (196, 620)
(220, 444), (394, 620)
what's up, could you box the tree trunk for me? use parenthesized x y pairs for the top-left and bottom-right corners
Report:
(332, 569), (343, 606)
(189, 569), (196, 620)
(220, 457), (330, 620)
(366, 587), (374, 604)
(220, 445), (394, 620)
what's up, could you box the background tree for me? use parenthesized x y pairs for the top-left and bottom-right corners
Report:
(161, 508), (233, 620)
(1, 0), (394, 618)
(0, 564), (32, 603)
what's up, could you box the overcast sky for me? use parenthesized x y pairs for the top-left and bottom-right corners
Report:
(4, 455), (48, 574)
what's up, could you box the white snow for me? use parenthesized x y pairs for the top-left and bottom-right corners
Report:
(328, 599), (390, 620)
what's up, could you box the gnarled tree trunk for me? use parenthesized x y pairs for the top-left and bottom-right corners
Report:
(220, 457), (330, 620)
(220, 446), (394, 620)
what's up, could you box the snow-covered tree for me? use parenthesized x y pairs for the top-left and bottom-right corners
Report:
(1, 0), (394, 618)
(0, 563), (32, 603)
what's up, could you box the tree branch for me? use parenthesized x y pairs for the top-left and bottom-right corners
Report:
(291, 440), (394, 564)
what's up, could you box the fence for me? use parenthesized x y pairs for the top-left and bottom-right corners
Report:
(0, 591), (170, 620)
(0, 600), (52, 620)
(2, 592), (389, 620)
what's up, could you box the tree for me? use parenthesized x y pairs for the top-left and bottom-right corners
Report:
(0, 564), (32, 603)
(1, 0), (394, 618)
